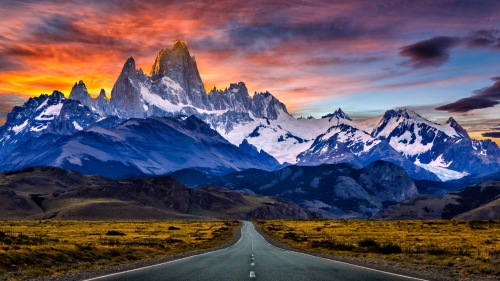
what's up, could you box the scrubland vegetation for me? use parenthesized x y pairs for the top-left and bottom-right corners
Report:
(258, 219), (500, 279)
(0, 220), (240, 280)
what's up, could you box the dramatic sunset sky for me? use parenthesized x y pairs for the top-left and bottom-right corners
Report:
(1, 0), (500, 140)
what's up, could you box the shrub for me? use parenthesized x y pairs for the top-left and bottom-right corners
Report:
(311, 240), (355, 251)
(283, 232), (307, 242)
(359, 239), (379, 248)
(105, 230), (126, 236)
(378, 243), (402, 254)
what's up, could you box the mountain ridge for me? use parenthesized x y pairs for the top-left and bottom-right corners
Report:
(1, 40), (499, 181)
(0, 166), (319, 220)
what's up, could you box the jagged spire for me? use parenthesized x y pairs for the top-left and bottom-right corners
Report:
(68, 80), (92, 108)
(446, 117), (470, 138)
(96, 89), (108, 100)
(148, 40), (209, 109)
(322, 108), (352, 121)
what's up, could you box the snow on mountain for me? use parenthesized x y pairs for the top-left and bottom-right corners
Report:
(0, 91), (92, 157)
(370, 109), (460, 157)
(220, 109), (343, 164)
(2, 40), (500, 181)
(366, 109), (500, 176)
(0, 116), (281, 178)
(414, 163), (467, 181)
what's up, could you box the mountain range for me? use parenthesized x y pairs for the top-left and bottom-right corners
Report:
(0, 166), (318, 220)
(169, 160), (419, 218)
(1, 39), (500, 183)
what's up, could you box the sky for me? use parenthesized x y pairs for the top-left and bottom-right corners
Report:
(1, 0), (500, 140)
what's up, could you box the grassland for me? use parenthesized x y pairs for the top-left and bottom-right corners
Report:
(0, 220), (240, 281)
(257, 219), (500, 280)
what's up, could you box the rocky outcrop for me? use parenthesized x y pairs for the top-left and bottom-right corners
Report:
(207, 82), (252, 112)
(246, 199), (321, 219)
(150, 40), (210, 109)
(93, 89), (113, 116)
(375, 180), (500, 220)
(446, 117), (469, 138)
(68, 80), (92, 109)
(250, 92), (290, 120)
(238, 139), (280, 169)
(110, 57), (144, 118)
(170, 161), (419, 218)
(359, 160), (419, 202)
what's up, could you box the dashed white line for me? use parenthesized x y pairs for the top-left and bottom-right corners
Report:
(251, 262), (255, 266)
(249, 271), (256, 278)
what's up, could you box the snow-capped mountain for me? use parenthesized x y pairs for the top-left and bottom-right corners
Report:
(0, 115), (281, 178)
(1, 40), (500, 181)
(365, 109), (500, 177)
(0, 90), (100, 159)
(295, 123), (440, 180)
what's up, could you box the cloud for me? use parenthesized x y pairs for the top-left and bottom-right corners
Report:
(399, 36), (460, 69)
(2, 0), (500, 128)
(399, 30), (500, 70)
(0, 57), (23, 71)
(435, 97), (499, 113)
(481, 132), (500, 138)
(464, 29), (500, 49)
(436, 78), (500, 112)
(30, 14), (123, 45)
(0, 94), (28, 124)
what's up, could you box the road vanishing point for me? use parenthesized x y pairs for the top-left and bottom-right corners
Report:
(87, 221), (426, 281)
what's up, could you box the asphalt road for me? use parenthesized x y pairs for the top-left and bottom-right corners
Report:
(87, 221), (426, 281)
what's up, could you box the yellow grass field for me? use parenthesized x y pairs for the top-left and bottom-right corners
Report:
(0, 220), (240, 281)
(257, 220), (500, 279)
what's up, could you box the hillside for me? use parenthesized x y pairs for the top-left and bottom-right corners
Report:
(375, 180), (500, 220)
(170, 160), (418, 218)
(0, 167), (319, 220)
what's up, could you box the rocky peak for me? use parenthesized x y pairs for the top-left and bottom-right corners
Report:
(92, 89), (113, 116)
(238, 139), (280, 168)
(207, 82), (252, 111)
(250, 91), (290, 120)
(122, 57), (138, 80)
(149, 40), (209, 109)
(50, 90), (65, 101)
(322, 108), (352, 121)
(110, 57), (144, 118)
(96, 89), (108, 101)
(446, 117), (470, 138)
(69, 80), (92, 108)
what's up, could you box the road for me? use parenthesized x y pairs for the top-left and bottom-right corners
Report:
(87, 221), (426, 281)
